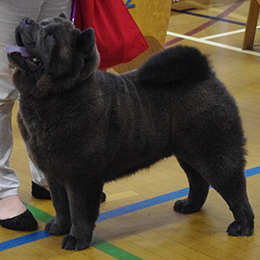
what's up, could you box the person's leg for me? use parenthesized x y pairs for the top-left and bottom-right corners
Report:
(0, 101), (26, 221)
(0, 0), (72, 196)
(0, 0), (72, 230)
(0, 0), (46, 230)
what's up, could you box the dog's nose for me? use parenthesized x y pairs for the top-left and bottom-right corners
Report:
(23, 18), (33, 25)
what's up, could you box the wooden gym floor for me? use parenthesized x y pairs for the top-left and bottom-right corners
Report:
(1, 0), (260, 259)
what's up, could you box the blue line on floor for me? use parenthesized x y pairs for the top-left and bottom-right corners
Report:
(97, 187), (189, 222)
(97, 166), (260, 222)
(1, 165), (260, 252)
(245, 166), (260, 177)
(0, 231), (50, 251)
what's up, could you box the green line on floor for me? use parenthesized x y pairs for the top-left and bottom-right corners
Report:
(20, 202), (143, 260)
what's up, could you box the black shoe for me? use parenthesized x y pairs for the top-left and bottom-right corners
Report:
(32, 181), (106, 202)
(31, 181), (51, 200)
(101, 192), (106, 202)
(0, 209), (38, 231)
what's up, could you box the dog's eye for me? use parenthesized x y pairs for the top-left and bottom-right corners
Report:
(47, 32), (56, 41)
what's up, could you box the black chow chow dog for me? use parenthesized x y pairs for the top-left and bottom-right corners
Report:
(7, 14), (254, 250)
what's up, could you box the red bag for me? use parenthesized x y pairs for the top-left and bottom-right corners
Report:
(71, 0), (148, 70)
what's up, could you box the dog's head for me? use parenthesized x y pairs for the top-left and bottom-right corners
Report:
(7, 14), (99, 97)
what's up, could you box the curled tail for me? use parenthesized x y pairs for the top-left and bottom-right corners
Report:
(137, 45), (212, 85)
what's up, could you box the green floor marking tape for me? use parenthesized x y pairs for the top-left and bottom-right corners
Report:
(23, 202), (54, 223)
(22, 202), (143, 260)
(92, 237), (143, 260)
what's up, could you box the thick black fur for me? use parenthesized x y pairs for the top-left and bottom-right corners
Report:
(9, 14), (254, 251)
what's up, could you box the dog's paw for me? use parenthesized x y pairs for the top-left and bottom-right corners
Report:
(173, 199), (201, 214)
(61, 234), (90, 251)
(173, 199), (187, 212)
(45, 219), (70, 236)
(227, 221), (254, 237)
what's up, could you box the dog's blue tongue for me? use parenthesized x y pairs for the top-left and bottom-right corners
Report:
(6, 45), (29, 58)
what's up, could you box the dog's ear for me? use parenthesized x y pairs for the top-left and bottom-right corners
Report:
(77, 28), (96, 54)
(76, 28), (99, 79)
(59, 13), (66, 19)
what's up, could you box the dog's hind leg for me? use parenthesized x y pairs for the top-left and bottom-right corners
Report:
(174, 156), (254, 236)
(205, 166), (254, 237)
(174, 158), (209, 214)
(226, 192), (254, 237)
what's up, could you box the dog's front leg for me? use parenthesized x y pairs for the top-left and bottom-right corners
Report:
(61, 178), (103, 251)
(45, 178), (71, 236)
